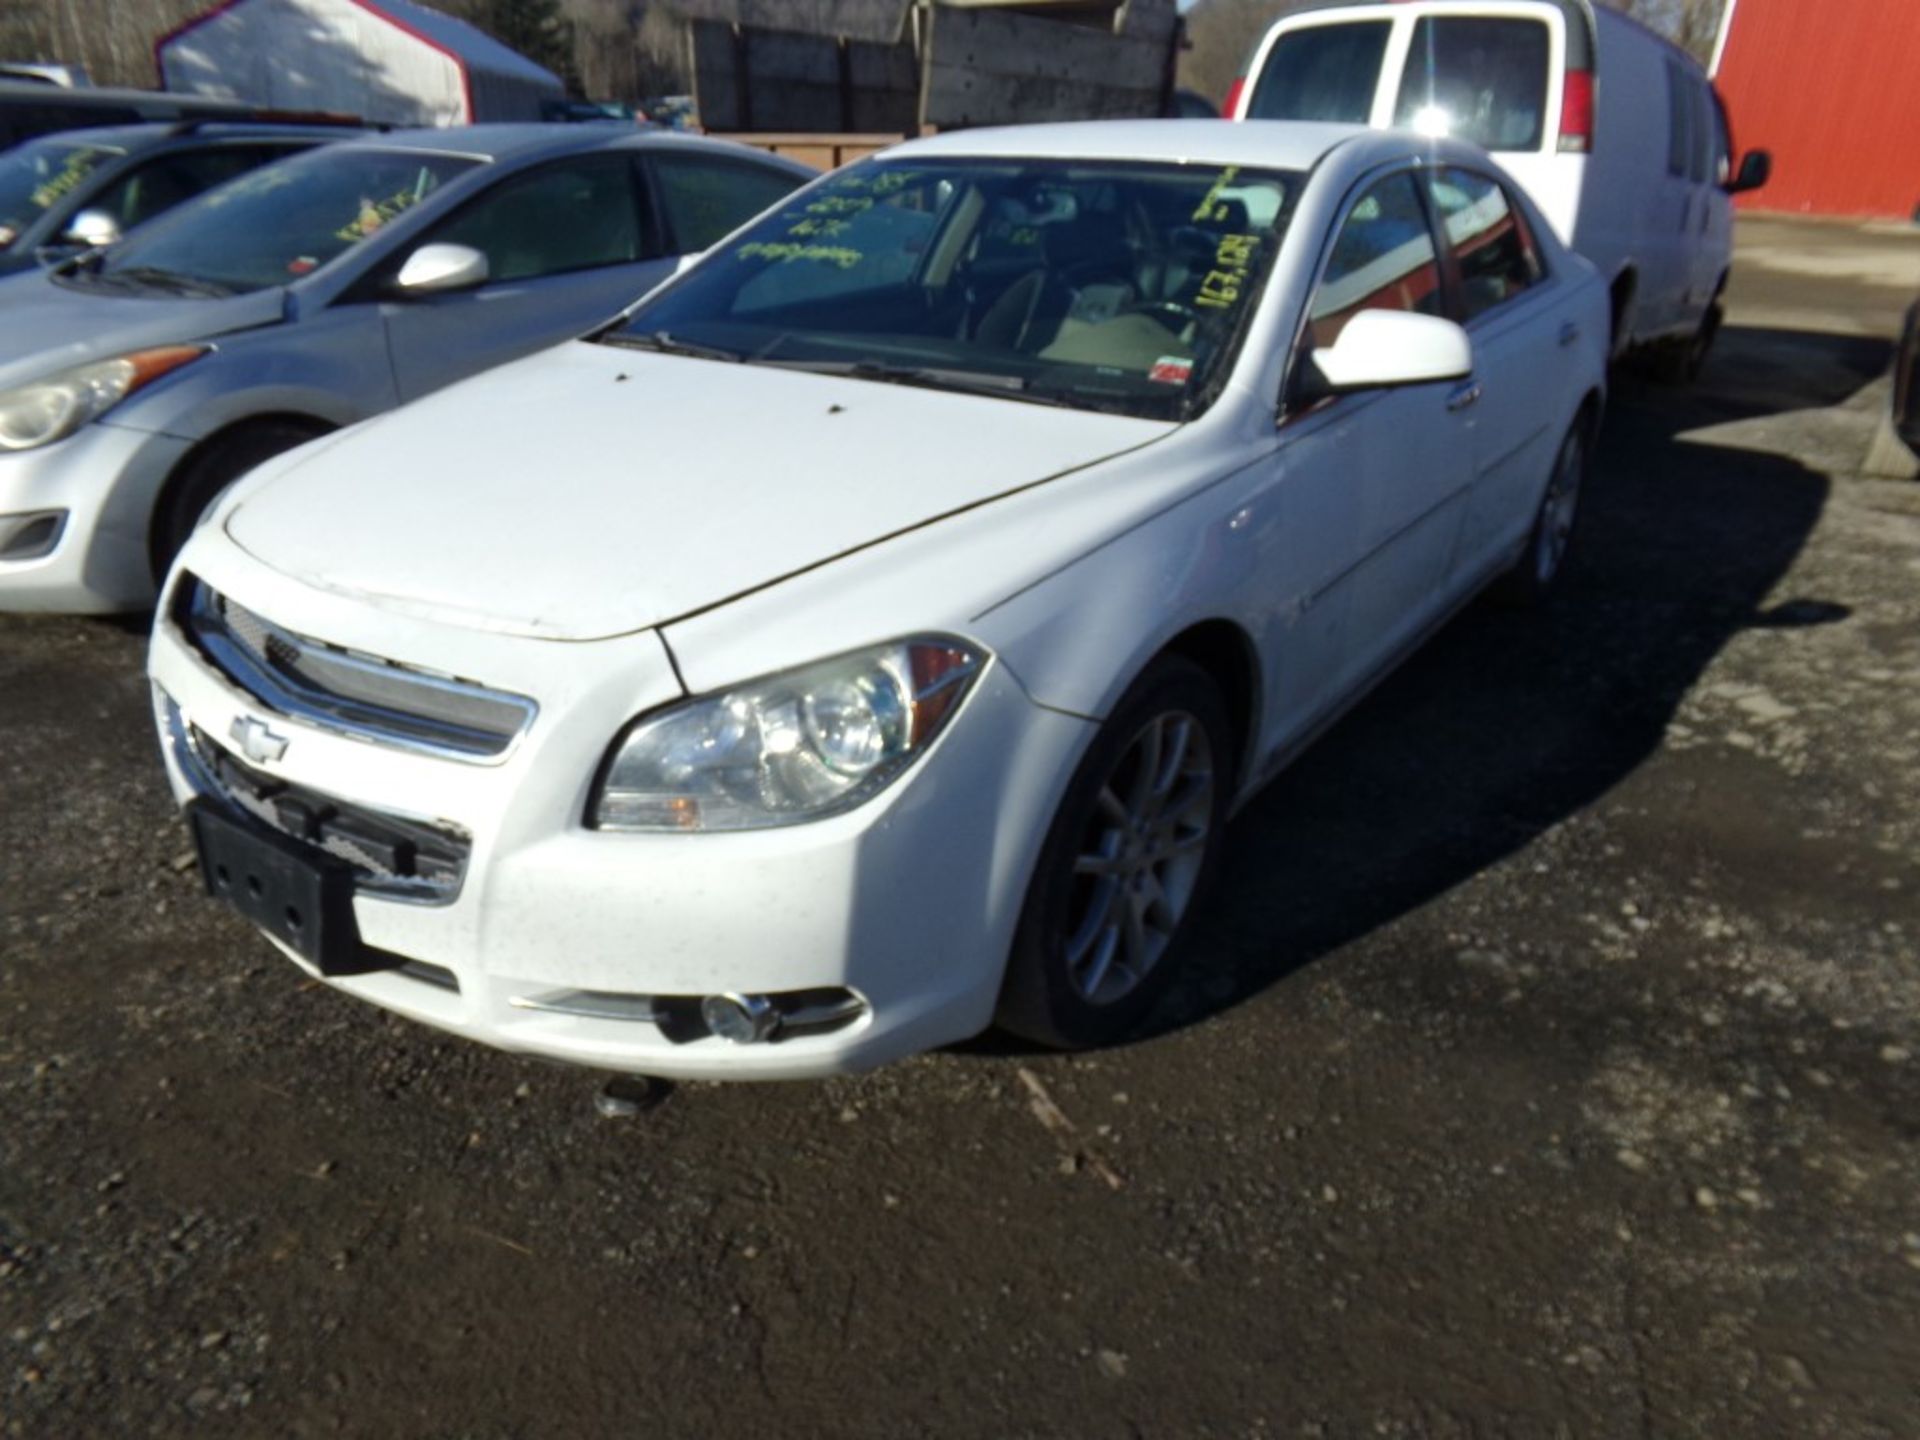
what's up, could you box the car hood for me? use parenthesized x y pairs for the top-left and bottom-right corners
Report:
(0, 270), (283, 389)
(224, 342), (1176, 641)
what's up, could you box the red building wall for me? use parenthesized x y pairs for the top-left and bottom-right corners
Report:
(1713, 0), (1920, 219)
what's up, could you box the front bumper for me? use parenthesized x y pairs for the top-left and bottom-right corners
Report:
(147, 546), (1092, 1080)
(0, 421), (192, 613)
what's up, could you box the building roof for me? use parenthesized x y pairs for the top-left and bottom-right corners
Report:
(158, 0), (562, 90)
(360, 0), (562, 88)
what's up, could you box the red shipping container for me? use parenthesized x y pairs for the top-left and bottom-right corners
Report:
(1712, 0), (1920, 219)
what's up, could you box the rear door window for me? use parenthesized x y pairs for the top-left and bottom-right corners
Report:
(1393, 17), (1552, 152)
(1247, 21), (1392, 124)
(1424, 168), (1544, 322)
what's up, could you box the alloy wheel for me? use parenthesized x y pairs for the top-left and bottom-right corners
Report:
(1535, 433), (1584, 585)
(1062, 710), (1215, 1006)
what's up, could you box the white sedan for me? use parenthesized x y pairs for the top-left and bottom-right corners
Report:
(148, 121), (1608, 1080)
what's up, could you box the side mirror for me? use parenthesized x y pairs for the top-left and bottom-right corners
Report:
(61, 208), (121, 250)
(1309, 309), (1473, 394)
(392, 242), (489, 296)
(1728, 149), (1771, 195)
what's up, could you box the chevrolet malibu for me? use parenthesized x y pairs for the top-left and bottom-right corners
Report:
(149, 121), (1609, 1080)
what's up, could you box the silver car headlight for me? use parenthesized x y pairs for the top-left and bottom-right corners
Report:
(0, 345), (209, 453)
(591, 637), (987, 832)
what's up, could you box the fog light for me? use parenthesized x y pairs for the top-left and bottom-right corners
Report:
(701, 992), (780, 1045)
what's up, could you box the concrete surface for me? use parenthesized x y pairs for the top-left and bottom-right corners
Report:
(1, 216), (1917, 1438)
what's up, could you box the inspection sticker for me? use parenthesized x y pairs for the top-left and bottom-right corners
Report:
(1149, 355), (1194, 385)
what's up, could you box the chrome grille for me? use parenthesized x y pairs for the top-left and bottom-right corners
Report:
(176, 576), (536, 761)
(166, 698), (471, 904)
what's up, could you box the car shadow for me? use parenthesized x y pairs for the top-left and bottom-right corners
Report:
(961, 323), (1878, 1059)
(1140, 322), (1875, 1038)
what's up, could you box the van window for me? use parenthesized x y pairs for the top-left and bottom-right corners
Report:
(1710, 90), (1733, 187)
(1665, 62), (1691, 177)
(1688, 79), (1712, 184)
(1425, 169), (1543, 322)
(1247, 21), (1391, 124)
(1307, 171), (1443, 350)
(1393, 17), (1551, 152)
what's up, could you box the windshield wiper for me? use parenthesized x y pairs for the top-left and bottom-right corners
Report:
(755, 358), (1071, 409)
(94, 266), (235, 298)
(603, 330), (744, 363)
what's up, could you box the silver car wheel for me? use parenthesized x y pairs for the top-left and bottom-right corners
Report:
(1063, 710), (1215, 1006)
(1535, 431), (1584, 585)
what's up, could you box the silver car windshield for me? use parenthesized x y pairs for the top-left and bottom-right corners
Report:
(607, 157), (1299, 421)
(0, 136), (125, 248)
(68, 146), (482, 296)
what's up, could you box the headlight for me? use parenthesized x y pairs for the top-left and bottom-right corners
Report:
(591, 636), (986, 832)
(0, 345), (208, 453)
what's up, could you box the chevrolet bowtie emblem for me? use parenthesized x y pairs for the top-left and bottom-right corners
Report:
(229, 715), (290, 765)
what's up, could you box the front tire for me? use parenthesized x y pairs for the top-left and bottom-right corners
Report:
(149, 421), (328, 586)
(996, 656), (1232, 1049)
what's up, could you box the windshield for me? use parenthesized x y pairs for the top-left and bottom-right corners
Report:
(606, 157), (1299, 420)
(0, 137), (125, 249)
(76, 146), (481, 296)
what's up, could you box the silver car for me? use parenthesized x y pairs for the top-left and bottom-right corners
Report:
(0, 124), (811, 612)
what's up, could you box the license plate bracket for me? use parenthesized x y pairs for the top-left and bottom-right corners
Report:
(188, 799), (382, 976)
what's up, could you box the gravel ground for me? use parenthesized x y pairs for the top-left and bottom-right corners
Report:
(3, 219), (1918, 1438)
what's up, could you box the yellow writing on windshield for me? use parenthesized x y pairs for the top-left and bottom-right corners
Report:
(1195, 232), (1259, 310)
(1190, 167), (1243, 224)
(30, 150), (106, 212)
(334, 173), (438, 244)
(738, 241), (864, 269)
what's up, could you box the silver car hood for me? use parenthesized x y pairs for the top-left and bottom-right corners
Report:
(0, 270), (284, 390)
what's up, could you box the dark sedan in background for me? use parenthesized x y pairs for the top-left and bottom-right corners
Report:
(0, 120), (358, 274)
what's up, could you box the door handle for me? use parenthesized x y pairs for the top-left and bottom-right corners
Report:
(1558, 320), (1581, 347)
(1446, 380), (1482, 412)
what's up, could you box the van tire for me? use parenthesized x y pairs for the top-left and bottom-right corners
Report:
(1650, 301), (1722, 385)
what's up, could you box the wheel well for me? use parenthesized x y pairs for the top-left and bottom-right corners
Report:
(1575, 387), (1604, 445)
(1609, 268), (1638, 351)
(1161, 620), (1260, 784)
(149, 413), (335, 577)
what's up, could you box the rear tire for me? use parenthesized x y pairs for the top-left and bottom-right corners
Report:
(149, 421), (328, 586)
(1649, 301), (1722, 385)
(996, 656), (1232, 1050)
(1493, 420), (1588, 608)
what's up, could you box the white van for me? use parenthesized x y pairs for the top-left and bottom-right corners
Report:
(1226, 0), (1771, 376)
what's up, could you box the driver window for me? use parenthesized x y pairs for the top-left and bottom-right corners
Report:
(1307, 171), (1443, 350)
(429, 158), (644, 283)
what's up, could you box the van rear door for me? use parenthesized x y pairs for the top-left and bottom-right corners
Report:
(1235, 3), (1578, 241)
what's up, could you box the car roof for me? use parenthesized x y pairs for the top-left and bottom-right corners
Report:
(9, 120), (359, 153)
(890, 119), (1376, 172)
(0, 79), (254, 111)
(330, 123), (814, 172)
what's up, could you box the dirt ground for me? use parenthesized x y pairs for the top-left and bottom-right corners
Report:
(3, 217), (1918, 1439)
